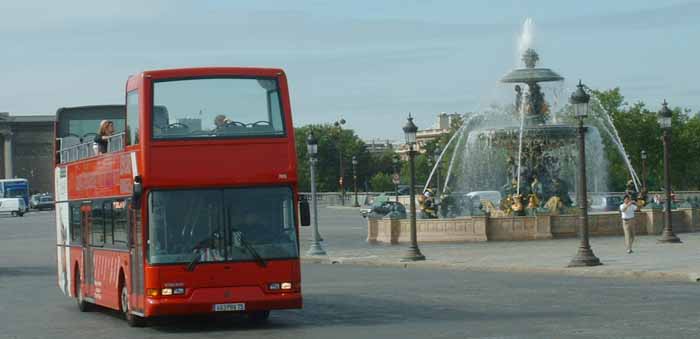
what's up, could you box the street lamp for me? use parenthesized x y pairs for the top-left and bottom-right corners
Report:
(657, 100), (681, 243)
(392, 154), (400, 203)
(306, 132), (326, 256)
(640, 150), (647, 193)
(567, 80), (602, 267)
(401, 114), (426, 262)
(334, 118), (346, 206)
(352, 155), (360, 207)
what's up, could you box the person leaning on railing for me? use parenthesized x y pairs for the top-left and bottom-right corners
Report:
(94, 120), (114, 154)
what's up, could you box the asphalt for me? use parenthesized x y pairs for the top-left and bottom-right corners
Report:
(301, 207), (700, 283)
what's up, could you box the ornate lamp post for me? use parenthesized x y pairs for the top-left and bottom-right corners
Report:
(352, 155), (360, 207)
(334, 118), (346, 206)
(401, 114), (426, 262)
(567, 80), (602, 267)
(306, 132), (326, 256)
(640, 150), (647, 193)
(657, 100), (681, 243)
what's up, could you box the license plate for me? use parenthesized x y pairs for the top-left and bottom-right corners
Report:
(213, 303), (246, 312)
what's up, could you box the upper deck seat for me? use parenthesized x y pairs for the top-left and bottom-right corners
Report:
(82, 133), (98, 143)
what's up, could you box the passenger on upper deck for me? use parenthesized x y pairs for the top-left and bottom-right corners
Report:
(214, 114), (232, 129)
(94, 120), (114, 154)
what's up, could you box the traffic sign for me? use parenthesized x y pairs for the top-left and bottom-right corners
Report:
(392, 173), (400, 185)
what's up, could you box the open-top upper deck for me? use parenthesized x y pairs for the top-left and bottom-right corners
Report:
(54, 67), (298, 197)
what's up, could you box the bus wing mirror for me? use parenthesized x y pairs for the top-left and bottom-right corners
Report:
(132, 177), (143, 209)
(299, 196), (311, 226)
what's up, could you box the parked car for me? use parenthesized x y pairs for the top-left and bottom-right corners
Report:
(0, 198), (26, 217)
(361, 194), (406, 219)
(30, 194), (55, 211)
(29, 194), (40, 209)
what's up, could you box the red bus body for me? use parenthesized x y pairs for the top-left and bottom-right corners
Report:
(54, 67), (302, 323)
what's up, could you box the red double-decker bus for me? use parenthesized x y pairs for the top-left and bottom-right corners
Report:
(54, 67), (310, 326)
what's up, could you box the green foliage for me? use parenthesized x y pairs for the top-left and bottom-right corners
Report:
(400, 154), (432, 188)
(369, 172), (395, 192)
(590, 88), (700, 191)
(295, 124), (369, 192)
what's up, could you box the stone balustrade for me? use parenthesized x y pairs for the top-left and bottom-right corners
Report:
(367, 208), (700, 244)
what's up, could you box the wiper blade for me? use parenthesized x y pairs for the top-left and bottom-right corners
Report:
(232, 228), (267, 267)
(186, 249), (202, 272)
(186, 234), (215, 272)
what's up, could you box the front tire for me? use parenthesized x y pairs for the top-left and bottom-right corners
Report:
(75, 271), (91, 312)
(121, 285), (145, 327)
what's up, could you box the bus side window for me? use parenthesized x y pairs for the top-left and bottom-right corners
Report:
(91, 201), (105, 246)
(103, 201), (114, 245)
(70, 204), (82, 243)
(113, 200), (128, 247)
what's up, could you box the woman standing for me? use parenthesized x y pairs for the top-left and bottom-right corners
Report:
(94, 120), (114, 154)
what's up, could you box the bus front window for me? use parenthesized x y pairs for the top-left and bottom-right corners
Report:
(148, 189), (225, 264)
(6, 188), (27, 198)
(148, 186), (298, 265)
(152, 77), (286, 140)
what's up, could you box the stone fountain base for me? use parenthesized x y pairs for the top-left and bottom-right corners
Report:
(367, 208), (700, 244)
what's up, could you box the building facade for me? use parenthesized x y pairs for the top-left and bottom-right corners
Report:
(363, 139), (396, 155)
(0, 113), (55, 194)
(396, 112), (463, 160)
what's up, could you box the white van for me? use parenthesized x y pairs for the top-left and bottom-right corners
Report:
(0, 198), (26, 217)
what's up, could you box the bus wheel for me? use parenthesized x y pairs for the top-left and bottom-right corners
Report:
(247, 310), (270, 325)
(121, 285), (145, 327)
(75, 272), (91, 312)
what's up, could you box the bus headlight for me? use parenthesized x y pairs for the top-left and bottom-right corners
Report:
(269, 282), (292, 291)
(161, 288), (173, 296)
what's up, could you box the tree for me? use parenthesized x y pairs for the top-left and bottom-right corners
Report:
(590, 88), (700, 191)
(295, 124), (370, 192)
(369, 172), (394, 192)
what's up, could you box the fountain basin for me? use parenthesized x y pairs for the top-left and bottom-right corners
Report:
(501, 67), (563, 83)
(367, 208), (700, 244)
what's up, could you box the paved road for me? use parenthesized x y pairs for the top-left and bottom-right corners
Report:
(2, 210), (700, 338)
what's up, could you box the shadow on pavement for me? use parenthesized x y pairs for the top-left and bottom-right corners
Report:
(0, 266), (55, 278)
(147, 293), (581, 333)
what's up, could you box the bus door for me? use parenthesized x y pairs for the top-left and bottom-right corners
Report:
(80, 203), (94, 294)
(129, 203), (144, 312)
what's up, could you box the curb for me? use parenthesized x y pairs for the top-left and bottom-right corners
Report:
(301, 256), (700, 283)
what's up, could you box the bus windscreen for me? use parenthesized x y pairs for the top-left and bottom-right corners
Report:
(148, 186), (298, 265)
(152, 77), (285, 140)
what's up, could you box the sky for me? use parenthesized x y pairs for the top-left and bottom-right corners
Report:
(2, 0), (699, 140)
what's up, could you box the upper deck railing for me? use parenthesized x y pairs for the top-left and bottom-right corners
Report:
(57, 132), (126, 164)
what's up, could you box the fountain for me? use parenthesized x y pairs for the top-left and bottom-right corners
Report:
(367, 19), (697, 245)
(423, 20), (612, 217)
